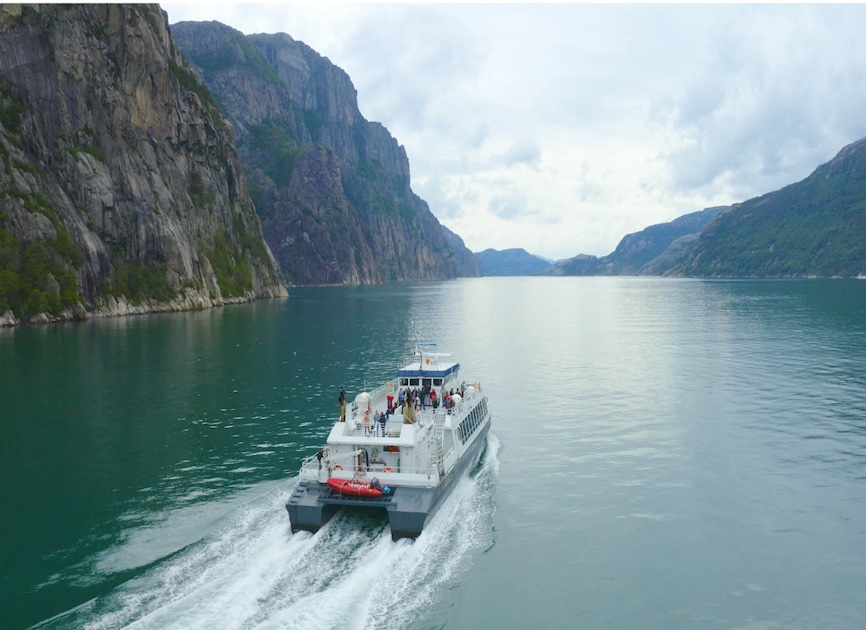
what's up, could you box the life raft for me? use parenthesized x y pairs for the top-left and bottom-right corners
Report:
(327, 478), (383, 498)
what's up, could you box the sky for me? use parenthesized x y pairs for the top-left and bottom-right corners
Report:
(162, 2), (866, 260)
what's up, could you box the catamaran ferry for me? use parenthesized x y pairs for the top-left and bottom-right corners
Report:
(286, 340), (491, 540)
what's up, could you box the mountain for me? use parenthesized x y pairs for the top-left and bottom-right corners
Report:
(0, 4), (285, 326)
(670, 138), (866, 277)
(476, 248), (551, 276)
(540, 207), (725, 276)
(171, 21), (481, 285)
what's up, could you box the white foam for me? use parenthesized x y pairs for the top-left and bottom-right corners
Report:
(71, 436), (500, 630)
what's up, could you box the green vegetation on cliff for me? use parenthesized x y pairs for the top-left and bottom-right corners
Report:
(111, 262), (175, 304)
(0, 76), (24, 133)
(0, 225), (81, 317)
(247, 122), (303, 189)
(0, 186), (84, 317)
(205, 228), (253, 297)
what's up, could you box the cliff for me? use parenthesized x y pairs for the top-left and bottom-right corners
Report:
(670, 138), (866, 277)
(0, 4), (285, 325)
(171, 21), (481, 285)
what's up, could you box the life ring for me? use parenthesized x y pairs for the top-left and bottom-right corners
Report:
(384, 467), (393, 473)
(333, 465), (342, 471)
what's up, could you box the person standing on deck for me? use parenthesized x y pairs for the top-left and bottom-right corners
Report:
(404, 390), (416, 423)
(339, 386), (346, 422)
(386, 381), (395, 411)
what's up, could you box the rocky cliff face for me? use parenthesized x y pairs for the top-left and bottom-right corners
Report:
(0, 4), (285, 325)
(171, 21), (481, 285)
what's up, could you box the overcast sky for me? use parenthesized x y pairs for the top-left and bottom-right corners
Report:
(163, 3), (866, 260)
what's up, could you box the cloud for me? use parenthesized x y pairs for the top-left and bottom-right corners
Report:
(498, 138), (541, 169)
(653, 5), (866, 200)
(489, 195), (528, 221)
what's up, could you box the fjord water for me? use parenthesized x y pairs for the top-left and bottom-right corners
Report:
(2, 278), (866, 629)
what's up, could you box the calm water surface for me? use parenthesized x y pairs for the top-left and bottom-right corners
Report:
(2, 278), (866, 628)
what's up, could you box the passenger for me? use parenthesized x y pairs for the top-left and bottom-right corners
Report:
(379, 410), (387, 434)
(406, 402), (415, 423)
(338, 386), (346, 422)
(404, 392), (416, 423)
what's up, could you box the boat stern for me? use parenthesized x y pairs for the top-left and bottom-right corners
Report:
(286, 482), (340, 534)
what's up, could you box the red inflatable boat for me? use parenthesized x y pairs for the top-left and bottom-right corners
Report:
(327, 478), (383, 498)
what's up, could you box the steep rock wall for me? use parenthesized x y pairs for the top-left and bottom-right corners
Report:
(0, 4), (285, 325)
(172, 21), (480, 285)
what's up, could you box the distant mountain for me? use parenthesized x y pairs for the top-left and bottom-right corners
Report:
(670, 137), (866, 278)
(540, 207), (725, 276)
(172, 21), (480, 285)
(476, 248), (551, 276)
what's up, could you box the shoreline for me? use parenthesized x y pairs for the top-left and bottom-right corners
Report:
(0, 286), (288, 328)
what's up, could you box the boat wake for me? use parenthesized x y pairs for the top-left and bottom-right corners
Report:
(41, 435), (500, 630)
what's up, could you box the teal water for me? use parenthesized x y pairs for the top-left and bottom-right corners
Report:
(2, 278), (866, 628)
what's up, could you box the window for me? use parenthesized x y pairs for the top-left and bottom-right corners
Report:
(457, 399), (487, 445)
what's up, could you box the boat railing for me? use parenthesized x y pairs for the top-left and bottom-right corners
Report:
(298, 454), (323, 481)
(366, 381), (392, 403)
(342, 389), (481, 437)
(342, 408), (440, 438)
(297, 447), (358, 481)
(331, 461), (438, 483)
(299, 448), (444, 481)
